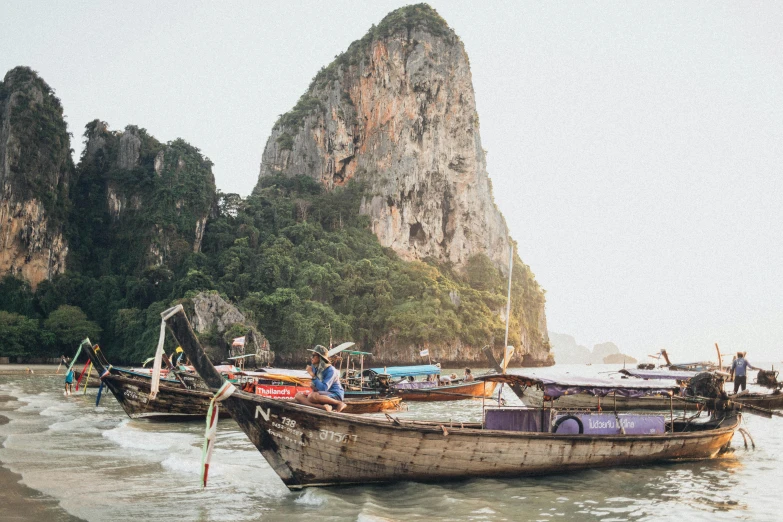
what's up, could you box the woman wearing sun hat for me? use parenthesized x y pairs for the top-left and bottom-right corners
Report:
(294, 345), (347, 412)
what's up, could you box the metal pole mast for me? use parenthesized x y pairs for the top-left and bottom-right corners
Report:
(504, 246), (514, 349)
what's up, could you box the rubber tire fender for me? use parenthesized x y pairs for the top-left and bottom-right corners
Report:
(553, 414), (584, 434)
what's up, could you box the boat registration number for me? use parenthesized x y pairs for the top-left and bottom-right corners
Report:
(123, 389), (148, 404)
(255, 407), (358, 445)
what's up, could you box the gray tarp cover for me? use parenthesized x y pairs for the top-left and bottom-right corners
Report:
(619, 368), (699, 380)
(481, 372), (679, 398)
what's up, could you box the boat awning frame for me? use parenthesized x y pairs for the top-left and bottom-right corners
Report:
(363, 365), (441, 378)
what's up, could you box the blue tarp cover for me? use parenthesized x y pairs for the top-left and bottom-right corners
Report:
(363, 365), (441, 378)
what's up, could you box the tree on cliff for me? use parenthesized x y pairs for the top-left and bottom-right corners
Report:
(0, 312), (41, 357)
(43, 305), (101, 355)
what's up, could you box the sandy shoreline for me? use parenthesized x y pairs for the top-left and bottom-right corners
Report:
(0, 396), (85, 522)
(0, 364), (62, 375)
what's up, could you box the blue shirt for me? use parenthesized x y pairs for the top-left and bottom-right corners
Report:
(731, 357), (753, 377)
(311, 365), (344, 400)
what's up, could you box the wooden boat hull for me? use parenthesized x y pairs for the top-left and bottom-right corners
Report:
(393, 380), (497, 401)
(522, 387), (783, 411)
(729, 392), (783, 410)
(100, 374), (217, 420)
(101, 373), (398, 419)
(161, 305), (739, 489)
(218, 391), (738, 489)
(341, 396), (402, 414)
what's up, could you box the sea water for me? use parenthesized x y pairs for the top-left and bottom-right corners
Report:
(1, 365), (781, 521)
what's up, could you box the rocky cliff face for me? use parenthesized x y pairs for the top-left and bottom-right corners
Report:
(256, 5), (551, 366)
(185, 291), (271, 364)
(256, 5), (511, 272)
(0, 67), (71, 288)
(71, 121), (216, 274)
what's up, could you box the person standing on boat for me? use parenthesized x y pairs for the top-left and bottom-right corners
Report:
(295, 345), (347, 412)
(730, 352), (757, 393)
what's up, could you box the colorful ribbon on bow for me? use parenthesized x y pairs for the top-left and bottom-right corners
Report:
(201, 381), (236, 488)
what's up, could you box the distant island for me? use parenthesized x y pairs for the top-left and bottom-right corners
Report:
(549, 332), (637, 365)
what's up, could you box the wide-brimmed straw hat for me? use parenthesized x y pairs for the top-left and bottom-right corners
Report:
(307, 345), (330, 363)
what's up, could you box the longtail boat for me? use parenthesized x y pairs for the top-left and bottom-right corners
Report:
(83, 344), (400, 419)
(162, 304), (742, 489)
(360, 364), (497, 401)
(520, 368), (783, 411)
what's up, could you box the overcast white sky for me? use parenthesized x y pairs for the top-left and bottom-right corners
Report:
(3, 1), (781, 363)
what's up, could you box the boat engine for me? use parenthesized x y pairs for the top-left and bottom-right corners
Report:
(756, 369), (780, 389)
(373, 374), (391, 390)
(685, 372), (726, 399)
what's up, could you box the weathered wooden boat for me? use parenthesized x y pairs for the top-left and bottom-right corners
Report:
(83, 343), (400, 419)
(163, 304), (742, 489)
(520, 368), (783, 411)
(82, 343), (219, 420)
(393, 379), (496, 401)
(361, 364), (498, 401)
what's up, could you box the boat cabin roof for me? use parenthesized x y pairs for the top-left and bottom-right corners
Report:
(243, 368), (311, 379)
(481, 372), (679, 398)
(363, 364), (441, 378)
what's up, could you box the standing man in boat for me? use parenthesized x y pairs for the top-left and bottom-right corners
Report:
(295, 345), (347, 412)
(730, 351), (757, 393)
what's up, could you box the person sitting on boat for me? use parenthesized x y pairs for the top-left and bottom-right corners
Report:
(730, 351), (757, 394)
(464, 368), (474, 382)
(439, 375), (452, 385)
(295, 345), (347, 413)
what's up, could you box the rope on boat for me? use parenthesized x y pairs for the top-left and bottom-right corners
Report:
(737, 429), (748, 449)
(201, 381), (236, 488)
(385, 413), (404, 426)
(738, 428), (755, 449)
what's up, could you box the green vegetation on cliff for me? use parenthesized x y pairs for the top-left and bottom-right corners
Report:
(1, 168), (547, 363)
(0, 66), (73, 226)
(0, 61), (548, 365)
(68, 121), (216, 278)
(0, 166), (543, 361)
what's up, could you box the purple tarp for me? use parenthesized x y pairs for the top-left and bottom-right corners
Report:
(554, 413), (666, 435)
(484, 408), (553, 432)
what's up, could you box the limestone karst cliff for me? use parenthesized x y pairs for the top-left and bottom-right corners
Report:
(0, 67), (72, 288)
(256, 4), (551, 365)
(69, 120), (216, 276)
(1, 6), (552, 367)
(257, 5), (510, 271)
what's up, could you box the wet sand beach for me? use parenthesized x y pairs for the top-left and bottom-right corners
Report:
(0, 396), (84, 521)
